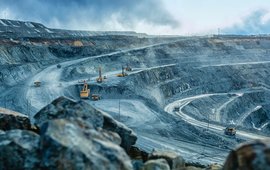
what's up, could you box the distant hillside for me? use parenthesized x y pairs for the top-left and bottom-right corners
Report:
(0, 19), (147, 39)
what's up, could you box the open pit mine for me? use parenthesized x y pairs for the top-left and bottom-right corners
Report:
(0, 19), (270, 170)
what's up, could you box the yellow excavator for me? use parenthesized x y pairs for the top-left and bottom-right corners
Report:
(80, 81), (90, 99)
(116, 66), (128, 77)
(96, 67), (103, 83)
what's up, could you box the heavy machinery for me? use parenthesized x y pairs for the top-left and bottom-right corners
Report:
(80, 81), (90, 99)
(91, 94), (101, 101)
(224, 126), (236, 136)
(125, 64), (132, 71)
(34, 81), (41, 87)
(116, 66), (128, 77)
(96, 67), (103, 83)
(174, 106), (180, 112)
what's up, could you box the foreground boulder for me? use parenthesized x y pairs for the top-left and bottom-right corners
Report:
(0, 130), (40, 170)
(148, 150), (185, 170)
(129, 146), (149, 161)
(40, 118), (133, 170)
(34, 96), (104, 128)
(102, 111), (137, 151)
(0, 107), (31, 130)
(34, 96), (137, 151)
(224, 139), (270, 170)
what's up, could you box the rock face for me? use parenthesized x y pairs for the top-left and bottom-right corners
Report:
(224, 139), (270, 170)
(34, 96), (137, 152)
(0, 96), (139, 170)
(34, 96), (104, 128)
(148, 150), (185, 170)
(102, 111), (137, 151)
(143, 159), (170, 170)
(0, 107), (31, 131)
(40, 118), (133, 170)
(0, 130), (40, 170)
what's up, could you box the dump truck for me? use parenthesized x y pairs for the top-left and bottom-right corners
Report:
(224, 126), (236, 136)
(80, 81), (90, 99)
(34, 81), (41, 87)
(91, 94), (101, 101)
(174, 106), (180, 112)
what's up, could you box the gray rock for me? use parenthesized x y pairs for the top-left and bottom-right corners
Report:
(34, 96), (137, 152)
(148, 150), (185, 170)
(102, 110), (137, 151)
(224, 139), (270, 170)
(143, 159), (170, 170)
(34, 96), (104, 128)
(183, 167), (204, 170)
(0, 130), (5, 135)
(40, 118), (133, 170)
(0, 107), (31, 131)
(0, 129), (40, 170)
(129, 146), (149, 162)
(206, 163), (222, 170)
(100, 128), (122, 145)
(132, 160), (144, 170)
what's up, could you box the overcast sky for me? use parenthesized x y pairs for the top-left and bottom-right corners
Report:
(0, 0), (270, 35)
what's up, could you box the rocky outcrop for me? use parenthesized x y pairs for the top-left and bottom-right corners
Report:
(129, 146), (149, 162)
(34, 96), (137, 152)
(34, 96), (104, 128)
(0, 95), (140, 170)
(224, 139), (270, 170)
(143, 159), (170, 170)
(0, 130), (40, 170)
(102, 111), (137, 151)
(0, 107), (31, 131)
(40, 118), (132, 170)
(0, 117), (133, 170)
(148, 150), (185, 170)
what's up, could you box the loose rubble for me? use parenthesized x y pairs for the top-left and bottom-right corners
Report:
(0, 107), (31, 131)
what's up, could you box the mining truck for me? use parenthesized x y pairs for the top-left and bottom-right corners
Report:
(224, 126), (236, 136)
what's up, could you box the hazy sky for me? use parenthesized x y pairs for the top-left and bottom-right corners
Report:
(0, 0), (270, 35)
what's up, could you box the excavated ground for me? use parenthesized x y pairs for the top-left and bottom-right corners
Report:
(1, 20), (270, 164)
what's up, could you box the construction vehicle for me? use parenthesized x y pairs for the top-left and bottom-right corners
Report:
(34, 81), (41, 87)
(174, 106), (180, 112)
(224, 126), (236, 136)
(91, 94), (101, 101)
(80, 81), (90, 99)
(125, 64), (132, 71)
(96, 67), (103, 83)
(57, 64), (61, 69)
(116, 66), (128, 77)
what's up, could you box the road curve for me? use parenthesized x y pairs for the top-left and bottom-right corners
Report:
(164, 93), (270, 140)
